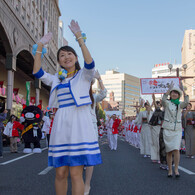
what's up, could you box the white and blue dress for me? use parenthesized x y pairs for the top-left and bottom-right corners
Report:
(34, 61), (102, 168)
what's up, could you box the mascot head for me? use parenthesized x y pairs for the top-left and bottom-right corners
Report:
(21, 104), (42, 124)
(0, 97), (6, 113)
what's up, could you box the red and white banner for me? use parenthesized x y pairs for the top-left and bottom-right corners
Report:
(140, 77), (180, 94)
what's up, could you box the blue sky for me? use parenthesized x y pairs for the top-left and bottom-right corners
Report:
(59, 0), (195, 78)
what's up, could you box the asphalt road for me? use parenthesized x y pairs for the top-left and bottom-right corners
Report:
(0, 136), (195, 195)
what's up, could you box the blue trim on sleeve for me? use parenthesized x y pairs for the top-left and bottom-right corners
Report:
(33, 68), (44, 78)
(84, 60), (95, 70)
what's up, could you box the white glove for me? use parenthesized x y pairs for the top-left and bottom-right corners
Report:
(38, 32), (53, 45)
(94, 70), (101, 80)
(168, 81), (174, 91)
(68, 20), (81, 36)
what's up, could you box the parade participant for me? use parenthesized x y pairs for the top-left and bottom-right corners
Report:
(21, 105), (43, 153)
(0, 97), (7, 158)
(182, 103), (195, 158)
(110, 114), (121, 150)
(125, 117), (131, 143)
(42, 111), (55, 146)
(159, 127), (168, 170)
(162, 82), (189, 177)
(3, 115), (24, 153)
(84, 71), (107, 195)
(105, 115), (114, 149)
(135, 101), (152, 157)
(33, 20), (102, 195)
(149, 94), (164, 163)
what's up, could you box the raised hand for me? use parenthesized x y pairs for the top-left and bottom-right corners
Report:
(68, 20), (81, 36)
(152, 94), (155, 101)
(38, 32), (53, 45)
(179, 82), (184, 91)
(168, 81), (174, 90)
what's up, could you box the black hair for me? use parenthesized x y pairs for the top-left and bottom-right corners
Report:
(57, 46), (81, 72)
(188, 103), (192, 107)
(170, 90), (180, 99)
(8, 115), (16, 122)
(89, 84), (94, 109)
(144, 102), (148, 107)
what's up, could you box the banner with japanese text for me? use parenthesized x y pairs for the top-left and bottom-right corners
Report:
(140, 77), (180, 94)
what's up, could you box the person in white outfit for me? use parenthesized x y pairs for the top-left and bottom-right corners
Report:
(42, 111), (55, 146)
(33, 20), (102, 195)
(135, 101), (152, 157)
(84, 70), (107, 195)
(110, 115), (121, 150)
(162, 82), (189, 178)
(149, 94), (163, 163)
(106, 115), (114, 149)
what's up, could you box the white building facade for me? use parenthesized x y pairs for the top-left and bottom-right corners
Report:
(94, 70), (140, 116)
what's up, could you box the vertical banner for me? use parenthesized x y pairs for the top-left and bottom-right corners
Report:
(26, 81), (31, 106)
(30, 97), (36, 105)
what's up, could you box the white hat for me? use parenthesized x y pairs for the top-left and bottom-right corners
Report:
(170, 87), (182, 97)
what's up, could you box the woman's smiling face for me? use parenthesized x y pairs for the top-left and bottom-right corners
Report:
(170, 90), (179, 100)
(58, 50), (77, 71)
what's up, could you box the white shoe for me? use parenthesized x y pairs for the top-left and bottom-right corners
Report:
(143, 155), (147, 158)
(23, 148), (32, 153)
(84, 186), (90, 195)
(33, 148), (42, 153)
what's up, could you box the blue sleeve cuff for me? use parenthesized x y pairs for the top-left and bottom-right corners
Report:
(32, 44), (47, 59)
(33, 68), (44, 78)
(84, 60), (95, 69)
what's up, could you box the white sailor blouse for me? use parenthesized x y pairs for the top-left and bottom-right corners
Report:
(33, 61), (95, 108)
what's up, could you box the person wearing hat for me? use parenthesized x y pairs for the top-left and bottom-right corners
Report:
(0, 97), (7, 158)
(162, 82), (189, 178)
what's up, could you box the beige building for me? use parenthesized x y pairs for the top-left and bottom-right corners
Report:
(94, 70), (140, 116)
(0, 0), (61, 117)
(182, 30), (195, 109)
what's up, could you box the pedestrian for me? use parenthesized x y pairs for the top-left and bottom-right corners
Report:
(135, 101), (152, 157)
(84, 70), (107, 195)
(182, 103), (195, 158)
(149, 94), (163, 163)
(3, 115), (24, 153)
(33, 20), (102, 194)
(162, 82), (189, 177)
(42, 111), (55, 146)
(110, 114), (121, 150)
(0, 96), (7, 158)
(105, 115), (114, 149)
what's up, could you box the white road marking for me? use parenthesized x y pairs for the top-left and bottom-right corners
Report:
(38, 166), (53, 175)
(0, 147), (48, 166)
(178, 165), (195, 175)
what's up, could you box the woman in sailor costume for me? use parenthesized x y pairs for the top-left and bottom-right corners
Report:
(33, 20), (102, 195)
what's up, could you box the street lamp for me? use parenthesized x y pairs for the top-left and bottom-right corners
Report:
(183, 64), (187, 70)
(168, 63), (173, 72)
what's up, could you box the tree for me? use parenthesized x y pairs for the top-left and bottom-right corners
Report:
(97, 103), (106, 121)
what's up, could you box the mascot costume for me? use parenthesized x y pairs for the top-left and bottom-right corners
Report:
(21, 104), (43, 153)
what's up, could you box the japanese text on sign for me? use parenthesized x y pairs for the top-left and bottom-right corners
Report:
(140, 77), (180, 94)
